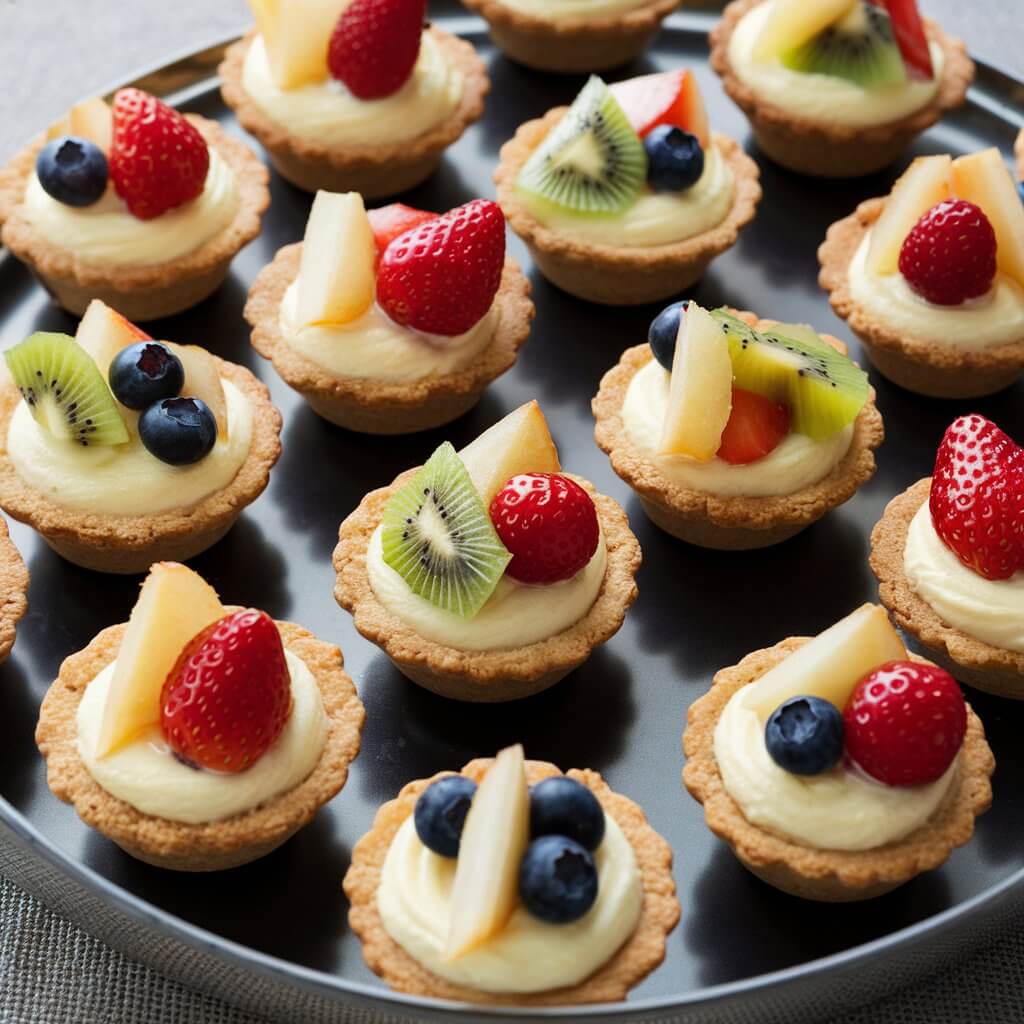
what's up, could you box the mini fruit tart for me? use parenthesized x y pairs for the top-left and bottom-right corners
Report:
(0, 91), (269, 322)
(684, 604), (994, 901)
(495, 72), (761, 305)
(710, 0), (973, 177)
(820, 150), (1024, 398)
(0, 518), (29, 665)
(36, 563), (365, 871)
(593, 302), (883, 549)
(871, 415), (1024, 700)
(334, 402), (641, 701)
(0, 301), (282, 574)
(344, 744), (679, 1002)
(219, 0), (488, 196)
(246, 194), (533, 434)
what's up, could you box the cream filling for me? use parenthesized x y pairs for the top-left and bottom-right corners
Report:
(728, 0), (943, 127)
(365, 524), (607, 651)
(241, 30), (462, 146)
(714, 680), (957, 851)
(7, 379), (253, 517)
(377, 812), (642, 993)
(620, 358), (853, 497)
(848, 232), (1024, 349)
(494, 0), (652, 21)
(76, 648), (327, 825)
(21, 147), (239, 267)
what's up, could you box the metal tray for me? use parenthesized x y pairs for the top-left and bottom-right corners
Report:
(2, 6), (1024, 1022)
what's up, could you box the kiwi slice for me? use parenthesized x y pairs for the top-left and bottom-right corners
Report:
(711, 310), (869, 441)
(781, 2), (906, 90)
(5, 332), (129, 446)
(381, 442), (511, 619)
(515, 76), (646, 217)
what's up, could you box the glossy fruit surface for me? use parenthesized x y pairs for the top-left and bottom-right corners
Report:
(414, 776), (477, 858)
(36, 136), (108, 207)
(644, 126), (704, 192)
(609, 69), (710, 146)
(108, 342), (184, 410)
(367, 203), (436, 264)
(529, 776), (605, 851)
(648, 301), (686, 370)
(717, 388), (791, 465)
(138, 397), (217, 466)
(519, 835), (598, 924)
(880, 0), (933, 79)
(764, 696), (844, 776)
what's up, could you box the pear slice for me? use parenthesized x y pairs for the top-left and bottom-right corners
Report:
(165, 342), (229, 440)
(752, 0), (857, 62)
(445, 744), (530, 960)
(47, 98), (113, 152)
(75, 299), (152, 380)
(250, 0), (351, 89)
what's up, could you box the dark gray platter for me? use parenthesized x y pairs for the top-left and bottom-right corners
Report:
(2, 5), (1024, 1022)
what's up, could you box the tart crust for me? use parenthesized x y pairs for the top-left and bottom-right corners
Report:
(219, 28), (488, 197)
(495, 122), (761, 305)
(0, 358), (282, 575)
(819, 198), (1024, 398)
(36, 617), (365, 872)
(0, 517), (29, 665)
(343, 757), (679, 1003)
(683, 638), (994, 901)
(244, 244), (534, 434)
(710, 0), (974, 178)
(333, 474), (641, 702)
(0, 117), (269, 322)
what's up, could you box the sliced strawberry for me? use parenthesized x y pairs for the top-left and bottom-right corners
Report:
(717, 388), (791, 465)
(609, 70), (710, 147)
(878, 0), (933, 80)
(367, 204), (437, 266)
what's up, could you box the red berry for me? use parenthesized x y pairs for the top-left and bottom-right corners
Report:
(376, 199), (506, 336)
(717, 388), (791, 465)
(159, 609), (292, 773)
(490, 473), (600, 585)
(609, 69), (710, 147)
(898, 199), (997, 306)
(367, 203), (436, 266)
(880, 0), (934, 80)
(327, 0), (426, 100)
(844, 660), (966, 786)
(109, 88), (209, 220)
(929, 414), (1024, 580)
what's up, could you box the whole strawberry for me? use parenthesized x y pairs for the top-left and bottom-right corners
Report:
(898, 199), (997, 306)
(328, 0), (426, 100)
(377, 199), (506, 336)
(160, 609), (291, 773)
(490, 473), (600, 585)
(844, 660), (966, 787)
(929, 414), (1024, 580)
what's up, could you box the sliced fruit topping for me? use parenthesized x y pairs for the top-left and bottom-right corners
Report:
(445, 744), (530, 959)
(249, 0), (350, 89)
(844, 661), (966, 786)
(367, 203), (437, 265)
(139, 397), (218, 466)
(4, 332), (129, 447)
(529, 776), (605, 851)
(376, 198), (505, 337)
(515, 76), (646, 217)
(717, 387), (791, 466)
(381, 442), (511, 618)
(47, 97), (114, 153)
(75, 299), (152, 379)
(160, 609), (292, 773)
(414, 775), (478, 858)
(648, 300), (685, 370)
(644, 126), (704, 192)
(877, 0), (933, 80)
(609, 69), (710, 148)
(164, 343), (229, 440)
(490, 473), (600, 585)
(764, 696), (844, 775)
(519, 835), (598, 924)
(752, 0), (857, 62)
(36, 137), (108, 207)
(108, 342), (184, 410)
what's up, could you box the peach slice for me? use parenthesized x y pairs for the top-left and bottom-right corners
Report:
(752, 0), (857, 62)
(75, 299), (152, 379)
(47, 98), (113, 153)
(249, 0), (351, 90)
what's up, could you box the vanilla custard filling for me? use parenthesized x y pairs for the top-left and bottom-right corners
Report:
(242, 30), (462, 146)
(496, 0), (653, 21)
(621, 358), (853, 497)
(21, 147), (239, 267)
(715, 680), (957, 850)
(77, 649), (327, 824)
(728, 1), (943, 127)
(377, 811), (642, 993)
(7, 379), (253, 517)
(848, 233), (1024, 349)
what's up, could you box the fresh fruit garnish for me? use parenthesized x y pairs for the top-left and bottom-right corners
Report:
(844, 661), (966, 786)
(160, 609), (292, 773)
(529, 776), (605, 851)
(643, 126), (704, 192)
(489, 473), (599, 585)
(414, 775), (477, 858)
(367, 203), (436, 265)
(752, 0), (857, 62)
(381, 442), (511, 618)
(249, 0), (349, 89)
(648, 300), (686, 371)
(327, 0), (426, 99)
(877, 0), (933, 80)
(515, 76), (646, 217)
(445, 745), (530, 959)
(109, 89), (209, 221)
(764, 696), (844, 775)
(164, 343), (229, 440)
(46, 98), (113, 153)
(4, 332), (129, 447)
(929, 414), (1024, 581)
(609, 69), (710, 148)
(376, 198), (505, 337)
(107, 342), (184, 410)
(717, 388), (791, 465)
(518, 835), (598, 924)
(35, 137), (108, 208)
(75, 299), (152, 379)
(138, 397), (218, 466)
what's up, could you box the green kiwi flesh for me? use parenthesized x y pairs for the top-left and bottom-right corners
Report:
(5, 332), (129, 446)
(381, 442), (511, 619)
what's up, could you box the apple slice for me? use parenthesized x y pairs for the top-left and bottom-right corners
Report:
(96, 563), (225, 757)
(47, 97), (113, 152)
(75, 299), (152, 379)
(250, 0), (350, 90)
(752, 0), (857, 62)
(445, 744), (530, 960)
(878, 0), (933, 80)
(165, 343), (229, 440)
(610, 70), (710, 148)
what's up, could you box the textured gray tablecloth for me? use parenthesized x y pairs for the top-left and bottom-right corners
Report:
(2, 1), (1023, 1022)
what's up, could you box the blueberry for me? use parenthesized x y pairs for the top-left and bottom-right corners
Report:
(765, 696), (844, 776)
(643, 126), (704, 193)
(138, 397), (217, 466)
(529, 777), (605, 851)
(109, 342), (185, 410)
(648, 300), (687, 370)
(519, 836), (598, 924)
(413, 776), (477, 858)
(36, 135), (108, 207)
